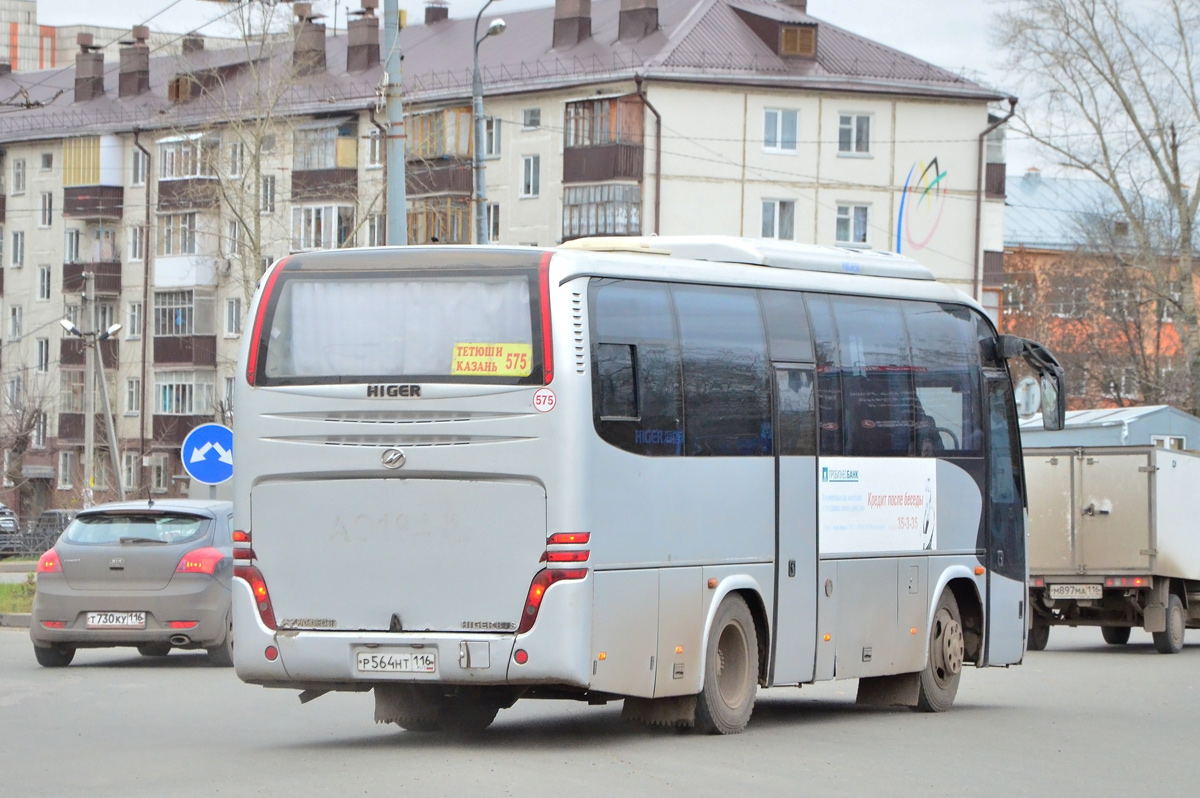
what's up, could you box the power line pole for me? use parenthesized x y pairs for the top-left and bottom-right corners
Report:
(82, 272), (94, 508)
(383, 0), (407, 244)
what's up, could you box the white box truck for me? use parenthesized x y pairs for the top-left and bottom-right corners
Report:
(1026, 445), (1200, 653)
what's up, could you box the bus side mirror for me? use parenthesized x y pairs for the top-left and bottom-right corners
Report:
(1040, 372), (1065, 431)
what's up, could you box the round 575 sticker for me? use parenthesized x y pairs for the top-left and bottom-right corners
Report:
(533, 388), (556, 413)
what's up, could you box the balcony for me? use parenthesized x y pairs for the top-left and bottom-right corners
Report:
(63, 186), (124, 220)
(985, 162), (1007, 199)
(154, 255), (219, 288)
(291, 168), (358, 202)
(57, 413), (84, 443)
(563, 143), (644, 184)
(406, 161), (471, 197)
(60, 338), (118, 368)
(153, 335), (217, 367)
(153, 414), (214, 446)
(0, 193), (6, 223)
(63, 261), (122, 294)
(157, 177), (220, 211)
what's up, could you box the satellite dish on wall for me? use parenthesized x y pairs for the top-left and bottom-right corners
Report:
(1016, 377), (1041, 418)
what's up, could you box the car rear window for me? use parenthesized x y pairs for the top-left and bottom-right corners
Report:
(257, 269), (544, 385)
(63, 514), (210, 546)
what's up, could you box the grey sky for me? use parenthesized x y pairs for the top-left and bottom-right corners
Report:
(38, 0), (1042, 169)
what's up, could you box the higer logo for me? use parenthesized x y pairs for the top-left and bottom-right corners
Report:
(365, 384), (422, 398)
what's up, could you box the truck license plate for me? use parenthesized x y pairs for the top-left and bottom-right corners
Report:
(1048, 584), (1103, 600)
(356, 648), (437, 674)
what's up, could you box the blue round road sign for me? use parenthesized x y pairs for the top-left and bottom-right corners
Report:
(181, 423), (234, 485)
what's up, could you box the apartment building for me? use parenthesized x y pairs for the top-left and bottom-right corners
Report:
(0, 0), (1010, 516)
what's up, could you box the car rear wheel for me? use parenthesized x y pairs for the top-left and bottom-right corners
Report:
(206, 612), (234, 667)
(137, 643), (172, 657)
(34, 645), (75, 668)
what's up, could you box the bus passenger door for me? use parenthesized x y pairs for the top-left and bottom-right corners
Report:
(984, 375), (1027, 665)
(770, 366), (819, 684)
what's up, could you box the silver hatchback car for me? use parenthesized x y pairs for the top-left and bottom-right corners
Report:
(30, 499), (234, 667)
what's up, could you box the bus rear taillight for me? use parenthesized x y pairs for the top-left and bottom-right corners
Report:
(235, 565), (278, 630)
(245, 257), (291, 386)
(539, 251), (553, 385)
(517, 568), (587, 634)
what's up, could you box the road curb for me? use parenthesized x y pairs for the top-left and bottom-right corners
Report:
(0, 613), (30, 628)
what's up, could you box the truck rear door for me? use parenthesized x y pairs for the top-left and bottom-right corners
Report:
(1076, 450), (1152, 574)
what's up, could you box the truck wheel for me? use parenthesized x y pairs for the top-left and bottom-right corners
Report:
(915, 590), (964, 712)
(1101, 626), (1131, 646)
(1028, 621), (1050, 652)
(694, 594), (759, 734)
(1153, 594), (1185, 654)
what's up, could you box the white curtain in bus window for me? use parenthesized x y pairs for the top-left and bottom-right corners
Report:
(827, 296), (915, 457)
(903, 301), (984, 456)
(265, 277), (532, 378)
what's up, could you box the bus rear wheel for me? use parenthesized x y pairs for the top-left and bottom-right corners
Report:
(915, 590), (963, 713)
(694, 594), (758, 735)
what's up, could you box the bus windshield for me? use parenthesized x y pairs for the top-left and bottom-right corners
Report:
(258, 270), (543, 385)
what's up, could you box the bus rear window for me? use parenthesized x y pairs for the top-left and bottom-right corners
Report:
(258, 271), (542, 385)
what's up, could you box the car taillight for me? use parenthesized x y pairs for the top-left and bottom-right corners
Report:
(246, 256), (291, 386)
(517, 568), (587, 634)
(37, 549), (61, 573)
(235, 564), (277, 630)
(167, 621), (199, 629)
(176, 547), (225, 575)
(539, 251), (553, 385)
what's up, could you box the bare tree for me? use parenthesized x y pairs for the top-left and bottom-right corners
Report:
(997, 0), (1200, 411)
(0, 363), (57, 519)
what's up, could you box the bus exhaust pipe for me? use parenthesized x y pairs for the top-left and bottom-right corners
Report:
(169, 635), (191, 646)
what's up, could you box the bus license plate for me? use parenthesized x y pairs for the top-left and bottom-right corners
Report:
(86, 611), (146, 629)
(1048, 584), (1103, 600)
(356, 648), (437, 674)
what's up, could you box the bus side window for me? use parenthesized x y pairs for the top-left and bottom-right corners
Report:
(806, 294), (844, 457)
(905, 301), (984, 456)
(597, 343), (638, 419)
(761, 290), (814, 362)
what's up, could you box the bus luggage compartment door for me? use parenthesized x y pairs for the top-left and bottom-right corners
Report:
(250, 478), (546, 633)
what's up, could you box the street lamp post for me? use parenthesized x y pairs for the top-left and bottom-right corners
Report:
(61, 317), (126, 502)
(472, 1), (505, 244)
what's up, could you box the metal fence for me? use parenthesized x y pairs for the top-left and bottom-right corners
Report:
(0, 517), (74, 560)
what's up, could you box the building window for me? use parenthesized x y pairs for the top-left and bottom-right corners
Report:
(157, 212), (197, 256)
(10, 231), (22, 267)
(763, 109), (799, 153)
(229, 140), (244, 177)
(32, 412), (47, 449)
(37, 265), (51, 300)
(126, 301), (143, 339)
(293, 121), (357, 171)
(36, 337), (49, 372)
(122, 451), (140, 490)
(60, 370), (84, 413)
(406, 197), (470, 244)
(131, 149), (147, 186)
(40, 152), (52, 171)
(224, 376), (235, 408)
(64, 303), (80, 329)
(154, 290), (195, 336)
(1152, 435), (1186, 450)
(521, 155), (540, 198)
(58, 450), (76, 489)
(12, 158), (25, 194)
(5, 374), (22, 413)
(522, 108), (541, 129)
(226, 220), (241, 258)
(367, 213), (385, 247)
(39, 192), (53, 227)
(125, 377), (141, 415)
(261, 175), (276, 214)
(65, 229), (81, 263)
(159, 134), (218, 180)
(562, 184), (641, 240)
(761, 199), (796, 240)
(1050, 276), (1088, 319)
(368, 129), (384, 167)
(1003, 273), (1036, 316)
(149, 452), (168, 493)
(225, 297), (242, 337)
(128, 226), (145, 261)
(8, 305), (21, 340)
(95, 301), (116, 333)
(484, 116), (502, 158)
(155, 371), (216, 415)
(487, 203), (500, 243)
(406, 107), (471, 161)
(838, 113), (871, 155)
(291, 205), (355, 251)
(564, 97), (642, 148)
(835, 203), (869, 245)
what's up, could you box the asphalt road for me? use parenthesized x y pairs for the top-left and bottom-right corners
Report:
(2, 625), (1199, 798)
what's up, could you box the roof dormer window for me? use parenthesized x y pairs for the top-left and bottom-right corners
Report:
(781, 25), (816, 57)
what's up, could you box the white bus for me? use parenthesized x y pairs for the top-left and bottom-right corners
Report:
(231, 237), (1065, 734)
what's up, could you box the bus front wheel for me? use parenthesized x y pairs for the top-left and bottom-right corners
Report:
(694, 594), (759, 735)
(915, 590), (964, 713)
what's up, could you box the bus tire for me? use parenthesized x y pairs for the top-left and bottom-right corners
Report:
(1152, 594), (1185, 654)
(915, 590), (964, 713)
(1101, 626), (1131, 646)
(439, 698), (500, 735)
(694, 594), (758, 735)
(1028, 621), (1050, 652)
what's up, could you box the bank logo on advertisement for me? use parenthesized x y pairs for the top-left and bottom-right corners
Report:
(821, 467), (860, 483)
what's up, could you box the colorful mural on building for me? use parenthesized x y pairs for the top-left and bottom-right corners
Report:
(897, 157), (948, 253)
